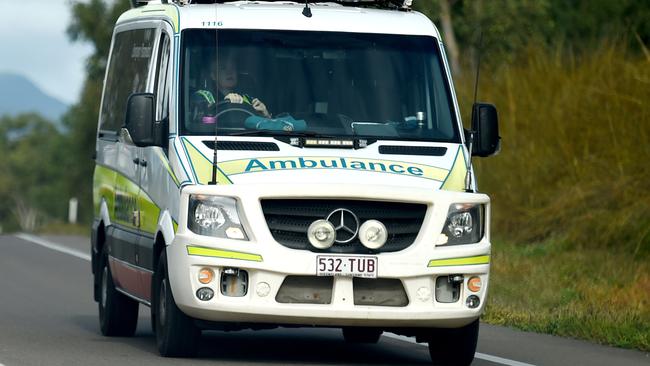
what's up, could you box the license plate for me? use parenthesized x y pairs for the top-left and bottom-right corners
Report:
(316, 255), (378, 278)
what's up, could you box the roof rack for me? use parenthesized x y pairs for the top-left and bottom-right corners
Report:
(130, 0), (170, 7)
(132, 0), (414, 10)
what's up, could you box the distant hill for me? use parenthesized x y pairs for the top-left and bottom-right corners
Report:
(0, 73), (69, 121)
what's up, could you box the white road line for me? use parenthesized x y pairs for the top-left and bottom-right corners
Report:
(14, 233), (91, 262)
(14, 233), (536, 366)
(384, 331), (537, 366)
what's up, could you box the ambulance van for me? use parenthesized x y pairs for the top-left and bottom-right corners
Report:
(91, 0), (500, 365)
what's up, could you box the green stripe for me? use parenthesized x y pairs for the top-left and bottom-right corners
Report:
(187, 246), (263, 262)
(427, 255), (490, 267)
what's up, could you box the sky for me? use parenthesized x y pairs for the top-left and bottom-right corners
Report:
(0, 0), (94, 105)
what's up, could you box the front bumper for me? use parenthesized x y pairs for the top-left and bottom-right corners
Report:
(168, 183), (491, 328)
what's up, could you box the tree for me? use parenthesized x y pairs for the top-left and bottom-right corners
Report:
(0, 114), (71, 231)
(547, 0), (650, 51)
(415, 0), (552, 70)
(413, 0), (650, 73)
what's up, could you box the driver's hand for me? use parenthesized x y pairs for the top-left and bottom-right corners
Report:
(224, 93), (244, 104)
(252, 98), (271, 118)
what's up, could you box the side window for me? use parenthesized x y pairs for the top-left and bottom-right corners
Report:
(155, 33), (171, 121)
(99, 28), (157, 135)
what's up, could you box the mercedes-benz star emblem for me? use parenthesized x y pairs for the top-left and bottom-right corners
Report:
(326, 208), (360, 244)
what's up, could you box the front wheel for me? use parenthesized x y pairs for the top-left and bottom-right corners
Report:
(427, 320), (479, 366)
(153, 251), (200, 357)
(342, 327), (383, 343)
(97, 251), (139, 336)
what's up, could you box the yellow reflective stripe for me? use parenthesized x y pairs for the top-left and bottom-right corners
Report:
(186, 246), (263, 262)
(93, 164), (162, 234)
(182, 138), (233, 185)
(93, 165), (117, 215)
(138, 192), (161, 234)
(427, 255), (490, 267)
(440, 146), (468, 192)
(154, 149), (180, 186)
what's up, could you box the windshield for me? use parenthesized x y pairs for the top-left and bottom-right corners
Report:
(181, 29), (460, 142)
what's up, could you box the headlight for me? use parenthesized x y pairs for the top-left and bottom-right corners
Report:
(440, 203), (484, 245)
(188, 195), (248, 240)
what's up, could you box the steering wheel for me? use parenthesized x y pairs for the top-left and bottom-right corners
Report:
(214, 100), (256, 119)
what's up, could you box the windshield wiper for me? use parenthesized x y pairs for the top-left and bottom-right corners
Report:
(226, 129), (338, 138)
(223, 129), (274, 137)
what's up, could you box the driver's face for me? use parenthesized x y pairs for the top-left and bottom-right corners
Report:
(216, 59), (238, 91)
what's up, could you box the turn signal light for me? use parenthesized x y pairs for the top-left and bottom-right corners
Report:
(198, 268), (214, 284)
(467, 276), (482, 292)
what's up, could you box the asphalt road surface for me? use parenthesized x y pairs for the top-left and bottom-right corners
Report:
(0, 234), (648, 366)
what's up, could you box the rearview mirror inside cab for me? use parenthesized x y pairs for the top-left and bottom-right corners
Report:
(471, 103), (501, 157)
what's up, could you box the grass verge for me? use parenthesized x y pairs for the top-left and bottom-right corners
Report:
(455, 43), (650, 255)
(483, 239), (650, 351)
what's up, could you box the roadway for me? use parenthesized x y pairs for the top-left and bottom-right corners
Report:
(0, 234), (648, 366)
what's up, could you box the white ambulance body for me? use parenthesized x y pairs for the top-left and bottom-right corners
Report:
(91, 1), (500, 365)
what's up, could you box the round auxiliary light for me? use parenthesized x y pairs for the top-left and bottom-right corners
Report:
(307, 219), (336, 249)
(467, 276), (482, 292)
(359, 220), (388, 249)
(198, 268), (214, 284)
(196, 287), (214, 301)
(466, 295), (480, 309)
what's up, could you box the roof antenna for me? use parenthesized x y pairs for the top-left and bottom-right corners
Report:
(464, 31), (483, 193)
(302, 0), (312, 18)
(209, 6), (219, 185)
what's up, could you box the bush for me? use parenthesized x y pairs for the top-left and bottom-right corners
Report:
(456, 43), (650, 256)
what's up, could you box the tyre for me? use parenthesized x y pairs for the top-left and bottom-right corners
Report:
(342, 327), (383, 343)
(98, 249), (139, 337)
(427, 320), (479, 366)
(153, 251), (200, 357)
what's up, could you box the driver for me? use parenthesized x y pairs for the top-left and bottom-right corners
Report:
(192, 53), (271, 121)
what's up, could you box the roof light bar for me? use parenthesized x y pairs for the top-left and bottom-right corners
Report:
(130, 0), (168, 8)
(163, 0), (414, 10)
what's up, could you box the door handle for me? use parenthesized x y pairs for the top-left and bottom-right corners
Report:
(133, 158), (147, 167)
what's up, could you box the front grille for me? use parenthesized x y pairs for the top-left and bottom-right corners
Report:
(261, 199), (427, 254)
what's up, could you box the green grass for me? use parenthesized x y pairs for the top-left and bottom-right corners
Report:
(484, 240), (650, 351)
(455, 44), (650, 255)
(451, 43), (650, 350)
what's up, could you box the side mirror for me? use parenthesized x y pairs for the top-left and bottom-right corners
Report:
(124, 93), (164, 147)
(471, 103), (501, 157)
